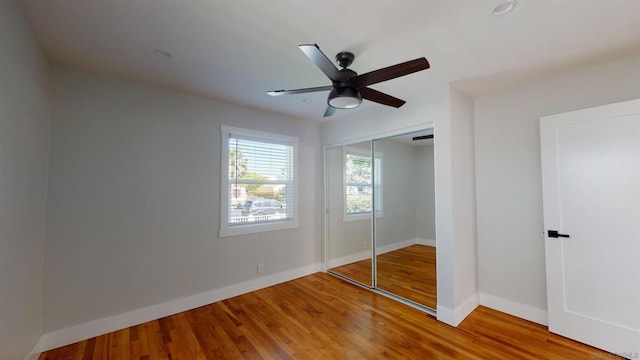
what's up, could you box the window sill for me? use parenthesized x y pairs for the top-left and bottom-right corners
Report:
(219, 219), (299, 237)
(343, 212), (383, 222)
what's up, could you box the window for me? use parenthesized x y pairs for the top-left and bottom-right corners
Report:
(343, 147), (382, 220)
(220, 125), (298, 236)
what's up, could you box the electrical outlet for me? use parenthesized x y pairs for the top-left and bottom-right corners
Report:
(257, 263), (264, 274)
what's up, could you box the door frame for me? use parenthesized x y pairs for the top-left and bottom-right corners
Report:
(323, 122), (436, 315)
(540, 98), (640, 357)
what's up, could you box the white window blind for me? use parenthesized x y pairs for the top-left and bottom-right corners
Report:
(220, 126), (298, 236)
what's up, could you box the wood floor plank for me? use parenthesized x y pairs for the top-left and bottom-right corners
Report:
(108, 328), (130, 360)
(38, 341), (82, 360)
(81, 338), (96, 360)
(166, 312), (207, 360)
(330, 258), (373, 286)
(142, 320), (171, 360)
(39, 272), (621, 359)
(377, 245), (437, 308)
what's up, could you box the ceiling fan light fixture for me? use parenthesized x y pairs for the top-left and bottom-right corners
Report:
(328, 86), (362, 109)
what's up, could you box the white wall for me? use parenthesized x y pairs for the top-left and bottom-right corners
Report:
(43, 65), (323, 334)
(432, 87), (479, 326)
(474, 55), (640, 325)
(0, 1), (51, 359)
(449, 87), (478, 317)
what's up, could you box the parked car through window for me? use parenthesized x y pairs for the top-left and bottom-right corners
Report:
(241, 199), (285, 216)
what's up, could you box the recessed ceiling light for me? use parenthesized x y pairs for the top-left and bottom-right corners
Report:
(492, 0), (517, 16)
(153, 48), (172, 59)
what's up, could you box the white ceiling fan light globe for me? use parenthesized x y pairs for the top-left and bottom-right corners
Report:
(327, 87), (362, 109)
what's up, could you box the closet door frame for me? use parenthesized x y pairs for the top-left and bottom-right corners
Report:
(323, 122), (436, 316)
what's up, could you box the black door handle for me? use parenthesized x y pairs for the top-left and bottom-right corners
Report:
(548, 230), (570, 238)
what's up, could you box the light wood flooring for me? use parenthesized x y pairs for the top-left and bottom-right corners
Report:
(330, 244), (437, 308)
(39, 272), (619, 359)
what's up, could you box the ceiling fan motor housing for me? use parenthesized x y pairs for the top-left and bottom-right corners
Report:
(335, 68), (358, 84)
(335, 51), (355, 68)
(329, 66), (361, 109)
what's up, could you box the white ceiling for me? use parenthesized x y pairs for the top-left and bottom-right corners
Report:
(19, 0), (640, 121)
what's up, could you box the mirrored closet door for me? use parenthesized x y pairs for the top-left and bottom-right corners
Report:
(373, 131), (437, 309)
(325, 129), (437, 311)
(326, 142), (373, 287)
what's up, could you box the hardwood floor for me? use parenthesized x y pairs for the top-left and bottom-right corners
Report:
(330, 244), (437, 308)
(330, 257), (373, 286)
(377, 245), (436, 308)
(39, 272), (619, 359)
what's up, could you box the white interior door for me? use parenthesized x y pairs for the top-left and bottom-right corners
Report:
(540, 99), (640, 358)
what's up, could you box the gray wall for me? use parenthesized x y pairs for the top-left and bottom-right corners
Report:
(43, 64), (323, 332)
(326, 144), (371, 261)
(475, 55), (640, 324)
(0, 1), (51, 359)
(414, 144), (435, 241)
(374, 138), (423, 247)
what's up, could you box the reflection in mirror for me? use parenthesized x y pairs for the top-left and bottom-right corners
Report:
(374, 130), (437, 309)
(326, 142), (373, 286)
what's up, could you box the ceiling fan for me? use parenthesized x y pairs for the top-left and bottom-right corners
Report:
(267, 44), (430, 117)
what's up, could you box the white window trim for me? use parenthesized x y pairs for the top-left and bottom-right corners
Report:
(342, 146), (383, 222)
(220, 125), (299, 237)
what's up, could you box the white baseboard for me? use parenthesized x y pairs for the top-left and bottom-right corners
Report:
(415, 238), (436, 247)
(328, 238), (436, 269)
(479, 292), (548, 326)
(29, 262), (324, 356)
(385, 238), (436, 251)
(327, 250), (370, 268)
(437, 293), (479, 327)
(377, 238), (416, 254)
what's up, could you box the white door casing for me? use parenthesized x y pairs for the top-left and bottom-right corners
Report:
(540, 99), (640, 358)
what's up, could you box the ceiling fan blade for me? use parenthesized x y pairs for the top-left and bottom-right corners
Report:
(323, 106), (336, 117)
(351, 58), (430, 88)
(359, 87), (406, 108)
(299, 44), (342, 82)
(267, 85), (333, 96)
